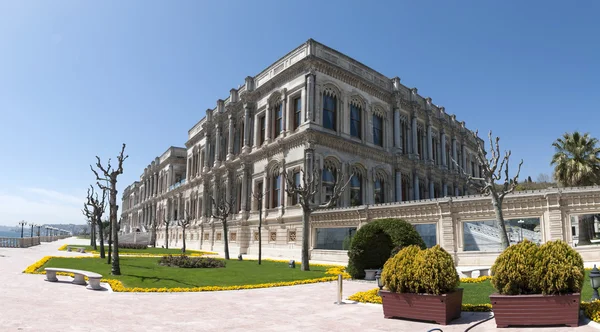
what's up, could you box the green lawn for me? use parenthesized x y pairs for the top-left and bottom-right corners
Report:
(461, 271), (594, 304)
(63, 244), (210, 255)
(38, 256), (329, 288)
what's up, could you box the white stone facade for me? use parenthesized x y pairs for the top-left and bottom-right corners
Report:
(120, 39), (486, 262)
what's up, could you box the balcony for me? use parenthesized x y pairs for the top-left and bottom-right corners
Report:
(168, 179), (187, 192)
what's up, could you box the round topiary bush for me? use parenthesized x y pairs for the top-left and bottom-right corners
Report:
(381, 245), (421, 293)
(491, 239), (584, 296)
(532, 240), (584, 295)
(381, 245), (459, 295)
(347, 218), (426, 279)
(491, 239), (540, 295)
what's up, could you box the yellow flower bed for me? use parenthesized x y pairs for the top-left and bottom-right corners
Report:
(582, 300), (600, 323)
(57, 244), (69, 251)
(23, 256), (349, 293)
(348, 288), (492, 312)
(460, 276), (492, 283)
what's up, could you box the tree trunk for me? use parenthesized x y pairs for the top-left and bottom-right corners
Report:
(109, 181), (120, 275)
(223, 220), (230, 260)
(258, 208), (262, 265)
(151, 221), (157, 248)
(492, 196), (510, 249)
(301, 209), (311, 271)
(578, 215), (593, 246)
(182, 227), (186, 253)
(91, 221), (97, 250)
(97, 219), (105, 259)
(107, 218), (112, 264)
(165, 224), (169, 249)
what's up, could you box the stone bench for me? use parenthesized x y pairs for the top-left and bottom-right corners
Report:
(461, 268), (490, 278)
(45, 268), (103, 290)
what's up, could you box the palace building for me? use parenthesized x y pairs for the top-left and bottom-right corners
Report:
(120, 39), (485, 262)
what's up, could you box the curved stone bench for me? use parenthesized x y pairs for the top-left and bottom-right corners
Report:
(45, 267), (103, 290)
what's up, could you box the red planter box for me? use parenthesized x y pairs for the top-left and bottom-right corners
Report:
(490, 293), (581, 328)
(380, 288), (463, 325)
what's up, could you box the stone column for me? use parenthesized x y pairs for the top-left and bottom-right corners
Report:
(154, 173), (158, 196)
(393, 107), (400, 149)
(281, 94), (288, 136)
(413, 173), (420, 201)
(227, 115), (234, 161)
(395, 170), (402, 202)
(306, 73), (315, 122)
(429, 178), (435, 199)
(214, 125), (221, 167)
(265, 103), (272, 143)
(451, 136), (457, 171)
(427, 122), (433, 161)
(203, 139), (210, 172)
(225, 173), (232, 205)
(212, 178), (219, 210)
(461, 143), (467, 170)
(243, 103), (252, 153)
(443, 181), (448, 197)
(441, 130), (447, 169)
(454, 185), (459, 197)
(411, 113), (418, 156)
(241, 166), (248, 212)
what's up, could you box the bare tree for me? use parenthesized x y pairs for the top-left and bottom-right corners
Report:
(160, 209), (172, 249)
(282, 167), (352, 271)
(83, 185), (107, 258)
(251, 189), (269, 265)
(178, 205), (193, 253)
(210, 195), (235, 260)
(453, 130), (523, 249)
(91, 143), (128, 275)
(536, 173), (552, 183)
(150, 213), (158, 248)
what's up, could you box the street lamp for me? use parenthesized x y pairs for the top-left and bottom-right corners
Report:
(36, 225), (41, 237)
(30, 224), (34, 238)
(375, 268), (384, 295)
(590, 265), (600, 301)
(518, 220), (525, 243)
(18, 221), (27, 238)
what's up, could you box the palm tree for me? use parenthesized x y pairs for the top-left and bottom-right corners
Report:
(551, 131), (600, 245)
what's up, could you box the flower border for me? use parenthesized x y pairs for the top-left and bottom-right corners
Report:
(23, 256), (350, 293)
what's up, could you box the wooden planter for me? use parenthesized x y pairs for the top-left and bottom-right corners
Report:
(380, 288), (463, 325)
(490, 293), (581, 328)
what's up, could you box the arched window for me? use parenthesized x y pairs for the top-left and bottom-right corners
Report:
(323, 94), (336, 131)
(274, 103), (283, 138)
(373, 114), (383, 147)
(350, 173), (363, 206)
(374, 177), (384, 204)
(350, 104), (361, 138)
(272, 173), (281, 208)
(322, 167), (336, 203)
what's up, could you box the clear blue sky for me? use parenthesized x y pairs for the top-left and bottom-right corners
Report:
(1, 1), (598, 226)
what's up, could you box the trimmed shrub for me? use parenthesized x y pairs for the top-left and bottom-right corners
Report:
(491, 239), (540, 295)
(381, 245), (421, 293)
(491, 240), (584, 295)
(347, 218), (426, 279)
(158, 255), (225, 268)
(118, 243), (147, 250)
(381, 245), (459, 295)
(532, 240), (584, 295)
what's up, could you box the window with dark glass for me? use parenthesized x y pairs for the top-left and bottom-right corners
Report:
(259, 115), (266, 145)
(471, 161), (476, 177)
(350, 104), (361, 138)
(322, 168), (336, 202)
(373, 115), (383, 146)
(274, 104), (283, 138)
(233, 125), (241, 155)
(292, 171), (301, 205)
(374, 178), (384, 204)
(293, 97), (301, 130)
(272, 174), (281, 207)
(323, 94), (336, 131)
(350, 174), (362, 206)
(256, 181), (263, 210)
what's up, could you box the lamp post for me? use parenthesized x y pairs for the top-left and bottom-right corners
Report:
(590, 265), (600, 301)
(375, 268), (383, 296)
(30, 224), (34, 238)
(18, 221), (27, 238)
(36, 224), (41, 237)
(518, 219), (525, 243)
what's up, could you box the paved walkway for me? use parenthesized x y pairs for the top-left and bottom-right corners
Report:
(0, 238), (597, 332)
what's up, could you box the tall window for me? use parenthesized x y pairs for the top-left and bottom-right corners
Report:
(292, 171), (301, 205)
(374, 178), (384, 204)
(236, 182), (242, 212)
(274, 104), (283, 138)
(323, 94), (336, 131)
(293, 97), (301, 130)
(259, 115), (266, 145)
(401, 120), (408, 154)
(256, 181), (264, 210)
(272, 174), (281, 208)
(373, 115), (383, 147)
(350, 104), (361, 138)
(417, 128), (424, 159)
(350, 174), (362, 206)
(233, 124), (241, 155)
(322, 167), (336, 203)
